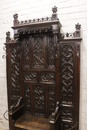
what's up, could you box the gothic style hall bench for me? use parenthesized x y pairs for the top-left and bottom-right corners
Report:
(5, 6), (82, 130)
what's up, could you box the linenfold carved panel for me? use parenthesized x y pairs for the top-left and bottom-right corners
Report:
(60, 44), (74, 104)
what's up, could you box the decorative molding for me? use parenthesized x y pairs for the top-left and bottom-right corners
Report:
(17, 26), (52, 36)
(62, 23), (81, 39)
(13, 6), (59, 27)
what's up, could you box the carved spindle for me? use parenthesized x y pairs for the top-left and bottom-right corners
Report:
(6, 31), (11, 42)
(52, 6), (58, 20)
(74, 23), (81, 37)
(13, 13), (19, 26)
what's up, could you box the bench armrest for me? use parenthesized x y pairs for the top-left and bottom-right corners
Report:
(8, 97), (24, 121)
(50, 101), (60, 124)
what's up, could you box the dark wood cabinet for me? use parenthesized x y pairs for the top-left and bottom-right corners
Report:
(5, 6), (81, 130)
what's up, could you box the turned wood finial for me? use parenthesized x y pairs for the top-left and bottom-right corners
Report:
(6, 31), (11, 42)
(13, 13), (19, 26)
(74, 23), (81, 37)
(52, 6), (58, 20)
(75, 23), (81, 30)
(52, 6), (57, 13)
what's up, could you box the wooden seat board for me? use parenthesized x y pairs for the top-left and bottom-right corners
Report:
(15, 114), (51, 130)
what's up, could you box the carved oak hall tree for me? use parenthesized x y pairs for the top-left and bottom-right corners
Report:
(5, 6), (81, 130)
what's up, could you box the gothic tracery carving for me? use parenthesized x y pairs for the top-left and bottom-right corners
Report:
(32, 34), (45, 67)
(34, 85), (45, 115)
(40, 72), (55, 84)
(48, 85), (56, 114)
(24, 84), (31, 113)
(24, 72), (37, 82)
(48, 35), (55, 68)
(23, 38), (30, 66)
(10, 45), (20, 107)
(61, 45), (74, 103)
